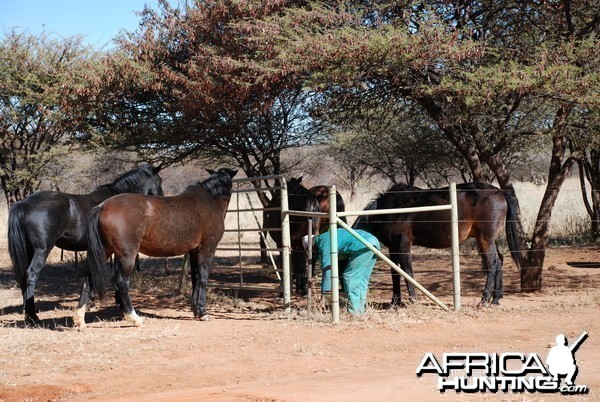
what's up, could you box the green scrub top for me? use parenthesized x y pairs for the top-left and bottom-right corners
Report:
(314, 228), (380, 268)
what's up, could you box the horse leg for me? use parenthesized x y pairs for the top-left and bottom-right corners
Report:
(107, 258), (125, 309)
(492, 247), (504, 304)
(399, 240), (417, 302)
(189, 248), (213, 321)
(23, 247), (51, 324)
(389, 237), (415, 306)
(388, 244), (404, 307)
(478, 242), (499, 307)
(114, 255), (144, 326)
(260, 232), (267, 264)
(292, 250), (308, 295)
(73, 274), (95, 330)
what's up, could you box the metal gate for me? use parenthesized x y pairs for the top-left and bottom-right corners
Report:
(327, 183), (461, 323)
(210, 175), (292, 311)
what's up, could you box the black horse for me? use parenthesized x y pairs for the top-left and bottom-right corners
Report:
(353, 182), (521, 307)
(261, 177), (320, 295)
(7, 164), (163, 323)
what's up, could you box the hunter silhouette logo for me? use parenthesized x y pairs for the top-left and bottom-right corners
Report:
(546, 332), (587, 386)
(416, 331), (589, 394)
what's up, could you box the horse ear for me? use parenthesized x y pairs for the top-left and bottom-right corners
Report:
(206, 169), (215, 175)
(227, 169), (238, 178)
(297, 176), (303, 183)
(154, 164), (163, 174)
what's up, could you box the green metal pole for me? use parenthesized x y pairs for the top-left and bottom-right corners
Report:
(281, 180), (291, 313)
(450, 182), (461, 311)
(336, 218), (450, 312)
(329, 186), (340, 324)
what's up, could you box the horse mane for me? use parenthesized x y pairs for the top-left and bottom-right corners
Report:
(387, 183), (422, 193)
(195, 168), (237, 199)
(96, 164), (156, 194)
(353, 183), (422, 229)
(352, 199), (378, 229)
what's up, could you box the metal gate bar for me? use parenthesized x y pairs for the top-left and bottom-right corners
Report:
(326, 184), (460, 323)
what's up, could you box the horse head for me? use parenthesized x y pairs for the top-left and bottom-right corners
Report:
(140, 163), (164, 196)
(286, 176), (304, 193)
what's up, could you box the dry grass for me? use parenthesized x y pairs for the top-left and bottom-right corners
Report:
(513, 177), (590, 237)
(216, 176), (591, 260)
(0, 176), (590, 259)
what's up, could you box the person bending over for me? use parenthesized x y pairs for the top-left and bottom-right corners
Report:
(303, 229), (380, 315)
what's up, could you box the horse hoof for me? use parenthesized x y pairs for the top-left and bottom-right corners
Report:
(72, 317), (87, 331)
(24, 313), (41, 326)
(124, 312), (144, 327)
(199, 314), (211, 321)
(388, 296), (407, 309)
(476, 300), (493, 310)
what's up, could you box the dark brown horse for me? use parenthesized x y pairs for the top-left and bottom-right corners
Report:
(7, 164), (163, 323)
(308, 185), (347, 232)
(261, 177), (320, 295)
(74, 168), (237, 329)
(353, 182), (521, 307)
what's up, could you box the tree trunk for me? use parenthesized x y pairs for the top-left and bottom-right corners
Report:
(578, 151), (600, 239)
(520, 131), (579, 291)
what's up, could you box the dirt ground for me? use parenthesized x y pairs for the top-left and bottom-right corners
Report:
(1, 246), (599, 401)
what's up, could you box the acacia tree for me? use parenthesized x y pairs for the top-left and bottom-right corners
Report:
(0, 31), (97, 205)
(246, 1), (599, 291)
(75, 0), (325, 206)
(328, 103), (461, 186)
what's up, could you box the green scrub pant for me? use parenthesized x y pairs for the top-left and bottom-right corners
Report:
(322, 249), (377, 315)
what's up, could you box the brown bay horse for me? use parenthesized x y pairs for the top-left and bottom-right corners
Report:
(74, 168), (237, 329)
(7, 164), (163, 324)
(352, 183), (521, 307)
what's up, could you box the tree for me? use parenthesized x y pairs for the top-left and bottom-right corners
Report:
(246, 1), (600, 291)
(327, 101), (461, 186)
(0, 31), (97, 205)
(75, 0), (326, 206)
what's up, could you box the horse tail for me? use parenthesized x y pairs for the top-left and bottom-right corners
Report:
(86, 205), (109, 300)
(503, 192), (522, 269)
(7, 202), (30, 289)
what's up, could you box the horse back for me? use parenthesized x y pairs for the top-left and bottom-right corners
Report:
(456, 183), (507, 239)
(19, 191), (74, 247)
(375, 182), (507, 249)
(99, 192), (227, 257)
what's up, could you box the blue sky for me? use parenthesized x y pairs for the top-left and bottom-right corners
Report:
(1, 0), (167, 49)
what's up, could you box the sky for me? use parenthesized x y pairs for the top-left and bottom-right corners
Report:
(0, 0), (166, 49)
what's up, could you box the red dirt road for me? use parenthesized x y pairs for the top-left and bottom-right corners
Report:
(1, 247), (599, 401)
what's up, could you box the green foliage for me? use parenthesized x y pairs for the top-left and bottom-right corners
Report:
(241, 1), (600, 286)
(75, 0), (330, 203)
(0, 30), (97, 204)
